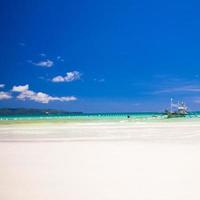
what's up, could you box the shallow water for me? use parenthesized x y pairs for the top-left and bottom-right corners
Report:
(1, 112), (200, 124)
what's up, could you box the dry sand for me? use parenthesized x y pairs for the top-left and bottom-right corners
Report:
(0, 121), (200, 200)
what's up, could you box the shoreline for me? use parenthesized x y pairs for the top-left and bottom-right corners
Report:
(1, 120), (200, 143)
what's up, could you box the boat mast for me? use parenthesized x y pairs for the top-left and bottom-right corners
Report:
(170, 98), (173, 113)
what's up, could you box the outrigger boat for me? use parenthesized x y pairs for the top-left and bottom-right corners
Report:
(164, 98), (188, 118)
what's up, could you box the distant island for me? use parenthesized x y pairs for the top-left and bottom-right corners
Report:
(0, 108), (83, 116)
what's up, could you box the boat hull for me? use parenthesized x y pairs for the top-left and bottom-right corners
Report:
(166, 112), (187, 118)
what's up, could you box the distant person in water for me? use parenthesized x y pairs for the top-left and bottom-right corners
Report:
(127, 115), (130, 118)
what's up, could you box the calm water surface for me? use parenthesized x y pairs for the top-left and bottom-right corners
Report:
(1, 112), (200, 124)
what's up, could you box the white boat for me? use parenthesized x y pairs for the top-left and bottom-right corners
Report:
(164, 98), (188, 118)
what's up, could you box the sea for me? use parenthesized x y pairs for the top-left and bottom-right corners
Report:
(1, 112), (200, 124)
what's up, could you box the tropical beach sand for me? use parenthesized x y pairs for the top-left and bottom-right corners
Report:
(0, 120), (200, 200)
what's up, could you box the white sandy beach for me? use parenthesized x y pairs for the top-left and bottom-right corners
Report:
(0, 121), (200, 200)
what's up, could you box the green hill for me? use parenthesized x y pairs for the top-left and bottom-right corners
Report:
(0, 108), (82, 116)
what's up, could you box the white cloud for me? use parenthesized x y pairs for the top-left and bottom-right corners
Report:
(52, 76), (65, 82)
(12, 84), (29, 92)
(30, 59), (54, 67)
(12, 84), (77, 104)
(153, 85), (200, 94)
(0, 92), (12, 100)
(0, 84), (5, 88)
(52, 71), (81, 83)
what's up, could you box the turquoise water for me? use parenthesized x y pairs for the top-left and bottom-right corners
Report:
(1, 112), (200, 123)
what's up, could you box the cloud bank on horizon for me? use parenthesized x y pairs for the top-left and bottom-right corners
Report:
(12, 84), (77, 104)
(0, 84), (77, 104)
(0, 91), (12, 100)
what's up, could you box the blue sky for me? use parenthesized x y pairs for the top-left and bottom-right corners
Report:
(1, 0), (200, 112)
